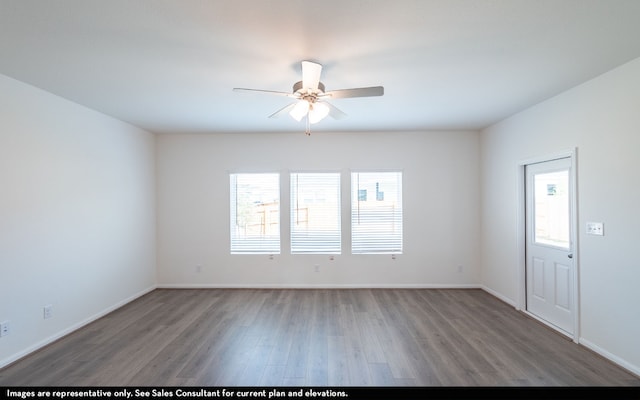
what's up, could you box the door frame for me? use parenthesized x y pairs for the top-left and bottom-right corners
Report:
(516, 148), (580, 342)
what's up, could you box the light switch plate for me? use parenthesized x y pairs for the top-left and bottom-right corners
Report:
(586, 222), (604, 236)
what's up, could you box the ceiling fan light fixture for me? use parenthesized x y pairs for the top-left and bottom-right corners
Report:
(289, 100), (309, 122)
(308, 102), (330, 124)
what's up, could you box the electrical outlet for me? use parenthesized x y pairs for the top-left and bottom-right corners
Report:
(0, 321), (9, 337)
(314, 264), (320, 272)
(44, 304), (53, 319)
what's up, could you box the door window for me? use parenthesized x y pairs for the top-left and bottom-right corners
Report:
(533, 170), (570, 249)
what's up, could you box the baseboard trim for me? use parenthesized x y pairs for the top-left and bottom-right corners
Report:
(156, 283), (483, 289)
(479, 286), (640, 379)
(579, 337), (640, 378)
(480, 285), (517, 308)
(0, 285), (157, 369)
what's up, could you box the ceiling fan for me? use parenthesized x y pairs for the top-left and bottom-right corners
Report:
(233, 61), (384, 135)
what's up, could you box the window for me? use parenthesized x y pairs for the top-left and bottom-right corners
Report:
(290, 172), (341, 254)
(534, 170), (570, 249)
(230, 173), (280, 254)
(351, 171), (403, 254)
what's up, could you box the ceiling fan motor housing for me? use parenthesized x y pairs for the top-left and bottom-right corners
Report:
(293, 81), (325, 103)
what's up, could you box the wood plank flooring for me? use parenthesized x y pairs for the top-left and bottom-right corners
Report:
(1, 289), (639, 386)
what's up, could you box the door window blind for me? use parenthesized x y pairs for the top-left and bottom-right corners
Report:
(230, 173), (280, 254)
(290, 172), (341, 254)
(351, 171), (403, 254)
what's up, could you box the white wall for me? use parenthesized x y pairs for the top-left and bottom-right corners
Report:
(480, 57), (640, 375)
(0, 74), (157, 367)
(156, 130), (480, 287)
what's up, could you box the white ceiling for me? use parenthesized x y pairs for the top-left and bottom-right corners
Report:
(1, 0), (640, 134)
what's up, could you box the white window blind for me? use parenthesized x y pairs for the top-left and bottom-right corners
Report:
(290, 172), (341, 254)
(230, 173), (280, 254)
(351, 171), (403, 254)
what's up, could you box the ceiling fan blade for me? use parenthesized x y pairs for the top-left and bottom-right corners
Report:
(301, 61), (322, 91)
(324, 86), (384, 99)
(322, 101), (347, 120)
(268, 102), (297, 118)
(233, 88), (297, 98)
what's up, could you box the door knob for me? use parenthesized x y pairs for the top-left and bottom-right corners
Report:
(568, 253), (573, 259)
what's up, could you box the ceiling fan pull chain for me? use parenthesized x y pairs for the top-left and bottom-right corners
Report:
(305, 115), (311, 136)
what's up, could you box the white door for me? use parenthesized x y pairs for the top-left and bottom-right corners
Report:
(525, 157), (575, 335)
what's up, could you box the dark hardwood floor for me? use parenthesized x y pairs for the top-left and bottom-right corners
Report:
(1, 288), (638, 386)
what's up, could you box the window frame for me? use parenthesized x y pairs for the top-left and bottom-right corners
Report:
(351, 170), (403, 255)
(229, 172), (281, 254)
(290, 171), (342, 255)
